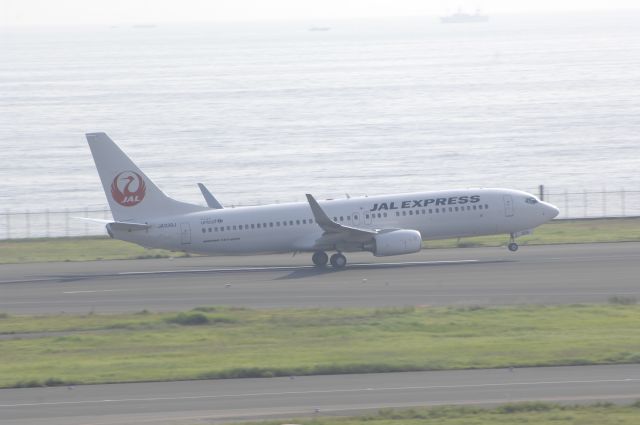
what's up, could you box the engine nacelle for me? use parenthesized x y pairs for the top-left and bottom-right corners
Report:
(367, 229), (422, 257)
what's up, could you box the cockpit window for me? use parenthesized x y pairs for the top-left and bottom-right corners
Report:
(525, 197), (538, 205)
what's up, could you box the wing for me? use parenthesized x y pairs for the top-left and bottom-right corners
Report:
(302, 194), (384, 251)
(306, 194), (376, 237)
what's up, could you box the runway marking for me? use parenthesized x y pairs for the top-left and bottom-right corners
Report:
(63, 289), (129, 294)
(0, 260), (480, 285)
(1, 377), (638, 408)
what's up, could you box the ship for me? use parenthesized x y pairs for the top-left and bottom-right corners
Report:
(441, 9), (489, 24)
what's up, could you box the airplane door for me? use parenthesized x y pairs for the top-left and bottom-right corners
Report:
(180, 223), (191, 244)
(503, 195), (514, 217)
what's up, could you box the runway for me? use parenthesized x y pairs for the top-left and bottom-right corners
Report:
(1, 243), (640, 314)
(1, 364), (639, 425)
(2, 243), (640, 423)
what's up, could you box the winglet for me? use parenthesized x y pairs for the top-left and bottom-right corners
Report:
(305, 194), (342, 233)
(198, 183), (224, 209)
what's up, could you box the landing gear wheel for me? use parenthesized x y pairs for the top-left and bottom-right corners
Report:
(330, 253), (347, 269)
(312, 251), (328, 266)
(508, 242), (519, 252)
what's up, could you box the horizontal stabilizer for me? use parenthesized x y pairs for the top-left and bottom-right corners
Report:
(73, 217), (150, 232)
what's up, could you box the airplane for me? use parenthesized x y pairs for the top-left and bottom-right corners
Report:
(198, 183), (224, 209)
(85, 132), (559, 268)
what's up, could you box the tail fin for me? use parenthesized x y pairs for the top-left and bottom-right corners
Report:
(86, 132), (206, 222)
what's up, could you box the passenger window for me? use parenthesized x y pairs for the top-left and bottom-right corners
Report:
(333, 217), (337, 221)
(402, 211), (406, 216)
(269, 222), (273, 227)
(202, 228), (206, 233)
(429, 209), (432, 214)
(449, 207), (453, 212)
(296, 220), (300, 225)
(238, 225), (242, 230)
(302, 219), (306, 224)
(276, 222), (280, 227)
(409, 210), (413, 215)
(383, 212), (387, 217)
(251, 224), (255, 229)
(354, 215), (358, 220)
(290, 220), (294, 225)
(257, 223), (261, 228)
(396, 212), (400, 216)
(283, 221), (287, 226)
(485, 204), (489, 209)
(479, 205), (483, 210)
(233, 225), (237, 230)
(221, 227), (225, 232)
(473, 205), (477, 210)
(455, 207), (459, 212)
(309, 219), (314, 223)
(365, 214), (369, 219)
(214, 227), (218, 232)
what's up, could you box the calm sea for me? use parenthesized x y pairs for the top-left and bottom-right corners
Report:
(2, 12), (640, 217)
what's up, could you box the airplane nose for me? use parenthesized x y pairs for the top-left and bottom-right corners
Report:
(545, 203), (560, 219)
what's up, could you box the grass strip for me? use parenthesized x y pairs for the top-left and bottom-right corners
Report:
(0, 236), (188, 264)
(425, 217), (640, 248)
(0, 304), (639, 388)
(1, 217), (640, 264)
(236, 402), (640, 425)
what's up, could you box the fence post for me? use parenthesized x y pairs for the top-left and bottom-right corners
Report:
(65, 208), (69, 237)
(539, 185), (545, 201)
(621, 188), (626, 217)
(5, 210), (9, 240)
(26, 210), (30, 239)
(84, 207), (89, 236)
(583, 190), (587, 218)
(45, 209), (50, 238)
(564, 189), (569, 218)
(602, 188), (606, 217)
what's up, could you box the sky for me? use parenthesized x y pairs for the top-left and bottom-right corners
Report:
(1, 0), (640, 27)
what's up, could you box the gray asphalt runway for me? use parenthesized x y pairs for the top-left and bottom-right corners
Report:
(1, 243), (640, 314)
(1, 242), (639, 314)
(1, 364), (639, 425)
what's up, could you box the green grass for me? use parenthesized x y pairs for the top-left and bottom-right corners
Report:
(1, 217), (640, 264)
(1, 304), (639, 388)
(235, 402), (640, 425)
(0, 236), (187, 264)
(424, 217), (640, 248)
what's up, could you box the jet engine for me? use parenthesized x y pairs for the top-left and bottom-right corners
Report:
(365, 229), (422, 256)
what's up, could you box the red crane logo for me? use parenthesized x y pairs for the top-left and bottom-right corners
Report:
(111, 171), (146, 207)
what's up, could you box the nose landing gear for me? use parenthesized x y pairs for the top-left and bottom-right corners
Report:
(508, 233), (519, 252)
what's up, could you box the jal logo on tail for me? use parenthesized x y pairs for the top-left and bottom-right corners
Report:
(111, 171), (146, 207)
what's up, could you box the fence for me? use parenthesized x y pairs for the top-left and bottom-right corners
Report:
(1, 188), (640, 240)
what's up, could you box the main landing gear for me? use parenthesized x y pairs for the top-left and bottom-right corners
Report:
(508, 233), (519, 252)
(312, 251), (347, 269)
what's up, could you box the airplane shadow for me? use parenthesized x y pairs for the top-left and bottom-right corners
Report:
(11, 259), (514, 285)
(276, 259), (514, 280)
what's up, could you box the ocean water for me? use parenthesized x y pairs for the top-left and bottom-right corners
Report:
(1, 12), (640, 219)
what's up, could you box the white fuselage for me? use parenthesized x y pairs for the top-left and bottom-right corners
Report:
(112, 188), (558, 255)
